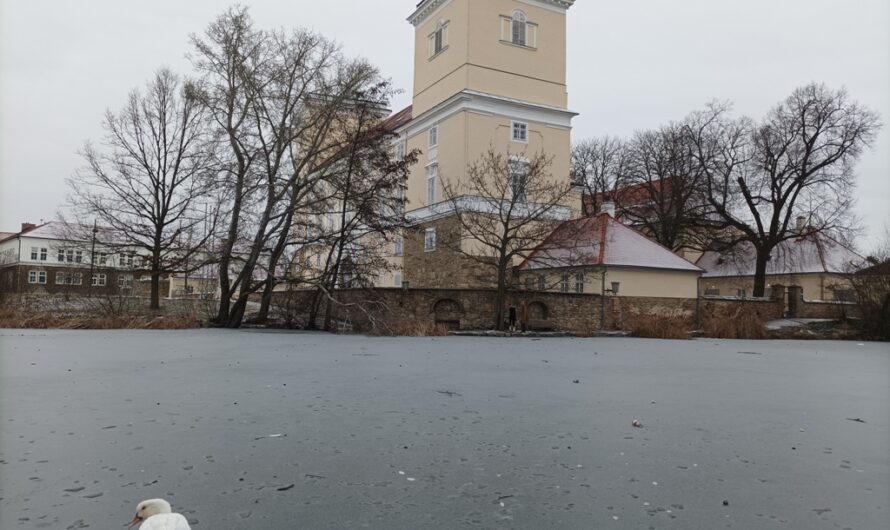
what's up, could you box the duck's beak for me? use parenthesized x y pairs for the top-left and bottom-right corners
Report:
(127, 515), (142, 528)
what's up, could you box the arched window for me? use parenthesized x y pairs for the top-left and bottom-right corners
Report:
(511, 11), (527, 46)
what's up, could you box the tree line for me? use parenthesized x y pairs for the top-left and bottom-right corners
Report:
(65, 7), (416, 327)
(571, 84), (881, 296)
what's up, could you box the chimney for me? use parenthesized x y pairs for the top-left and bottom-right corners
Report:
(795, 215), (806, 233)
(600, 200), (616, 217)
(20, 222), (36, 233)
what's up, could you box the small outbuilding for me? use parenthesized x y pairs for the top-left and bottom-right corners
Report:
(515, 212), (702, 298)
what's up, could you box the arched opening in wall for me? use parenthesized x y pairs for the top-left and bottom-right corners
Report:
(528, 301), (548, 320)
(432, 298), (462, 330)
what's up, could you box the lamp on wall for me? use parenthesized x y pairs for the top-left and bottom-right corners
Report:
(604, 281), (620, 295)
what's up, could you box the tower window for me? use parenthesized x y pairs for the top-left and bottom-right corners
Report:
(511, 121), (528, 143)
(428, 125), (438, 148)
(509, 157), (529, 202)
(429, 20), (448, 57)
(426, 163), (438, 205)
(512, 11), (527, 46)
(424, 228), (437, 252)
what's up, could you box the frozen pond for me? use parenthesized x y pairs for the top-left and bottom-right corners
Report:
(0, 330), (887, 529)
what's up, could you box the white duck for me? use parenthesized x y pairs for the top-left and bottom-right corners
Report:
(127, 498), (191, 530)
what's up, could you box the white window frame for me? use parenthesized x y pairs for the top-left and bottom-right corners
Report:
(574, 272), (584, 293)
(55, 271), (66, 285)
(393, 272), (402, 288)
(428, 125), (438, 149)
(28, 270), (47, 284)
(66, 249), (74, 263)
(429, 20), (449, 58)
(30, 247), (38, 260)
(118, 274), (134, 289)
(92, 273), (107, 287)
(393, 235), (403, 257)
(74, 250), (83, 263)
(512, 11), (528, 47)
(511, 121), (528, 143)
(57, 249), (65, 262)
(560, 273), (570, 293)
(509, 156), (530, 202)
(424, 228), (437, 252)
(40, 248), (47, 261)
(98, 252), (107, 265)
(538, 275), (546, 291)
(426, 163), (438, 205)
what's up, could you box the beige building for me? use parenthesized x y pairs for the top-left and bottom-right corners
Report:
(696, 233), (863, 301)
(383, 0), (578, 288)
(516, 212), (703, 299)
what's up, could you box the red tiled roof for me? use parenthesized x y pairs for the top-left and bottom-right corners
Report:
(517, 213), (702, 272)
(380, 105), (413, 131)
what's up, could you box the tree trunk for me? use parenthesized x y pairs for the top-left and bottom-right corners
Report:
(752, 249), (770, 298)
(493, 262), (508, 330)
(150, 271), (161, 311)
(255, 277), (276, 323)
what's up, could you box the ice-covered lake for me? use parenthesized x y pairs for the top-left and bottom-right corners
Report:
(0, 329), (887, 529)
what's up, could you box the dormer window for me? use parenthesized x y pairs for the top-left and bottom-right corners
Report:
(511, 11), (527, 46)
(429, 20), (448, 58)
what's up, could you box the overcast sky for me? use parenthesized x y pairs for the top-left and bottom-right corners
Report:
(1, 0), (888, 250)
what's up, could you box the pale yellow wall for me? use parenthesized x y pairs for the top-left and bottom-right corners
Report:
(700, 273), (853, 301)
(413, 0), (569, 115)
(519, 267), (700, 299)
(414, 0), (470, 116)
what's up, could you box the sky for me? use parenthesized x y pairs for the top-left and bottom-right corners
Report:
(1, 0), (888, 251)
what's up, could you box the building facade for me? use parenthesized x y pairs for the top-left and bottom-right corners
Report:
(387, 0), (578, 289)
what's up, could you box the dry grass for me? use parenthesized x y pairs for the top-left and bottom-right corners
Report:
(0, 307), (202, 330)
(623, 311), (693, 340)
(701, 309), (767, 340)
(383, 320), (451, 337)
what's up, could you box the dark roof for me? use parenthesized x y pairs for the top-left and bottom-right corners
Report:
(517, 213), (702, 272)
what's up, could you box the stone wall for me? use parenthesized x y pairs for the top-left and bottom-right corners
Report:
(402, 217), (497, 289)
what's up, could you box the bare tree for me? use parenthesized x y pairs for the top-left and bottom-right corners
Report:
(687, 84), (881, 296)
(442, 148), (573, 330)
(570, 137), (626, 216)
(192, 7), (384, 327)
(66, 68), (217, 310)
(618, 123), (710, 252)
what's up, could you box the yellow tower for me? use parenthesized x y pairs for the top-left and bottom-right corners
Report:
(390, 0), (577, 288)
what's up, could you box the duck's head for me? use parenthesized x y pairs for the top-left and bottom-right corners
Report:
(127, 498), (172, 528)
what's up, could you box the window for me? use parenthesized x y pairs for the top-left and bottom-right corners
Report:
(121, 254), (133, 267)
(55, 272), (83, 285)
(560, 273), (570, 293)
(525, 276), (536, 291)
(58, 249), (65, 262)
(393, 235), (403, 257)
(511, 121), (528, 143)
(74, 250), (83, 263)
(66, 249), (74, 263)
(704, 288), (720, 296)
(30, 247), (38, 260)
(426, 164), (438, 205)
(98, 252), (108, 265)
(39, 248), (47, 261)
(395, 184), (406, 217)
(429, 20), (448, 57)
(28, 271), (47, 284)
(393, 273), (402, 288)
(512, 11), (527, 46)
(538, 275), (546, 291)
(395, 140), (406, 161)
(424, 228), (437, 252)
(118, 274), (133, 289)
(574, 272), (585, 293)
(91, 273), (107, 287)
(428, 125), (438, 148)
(509, 157), (529, 202)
